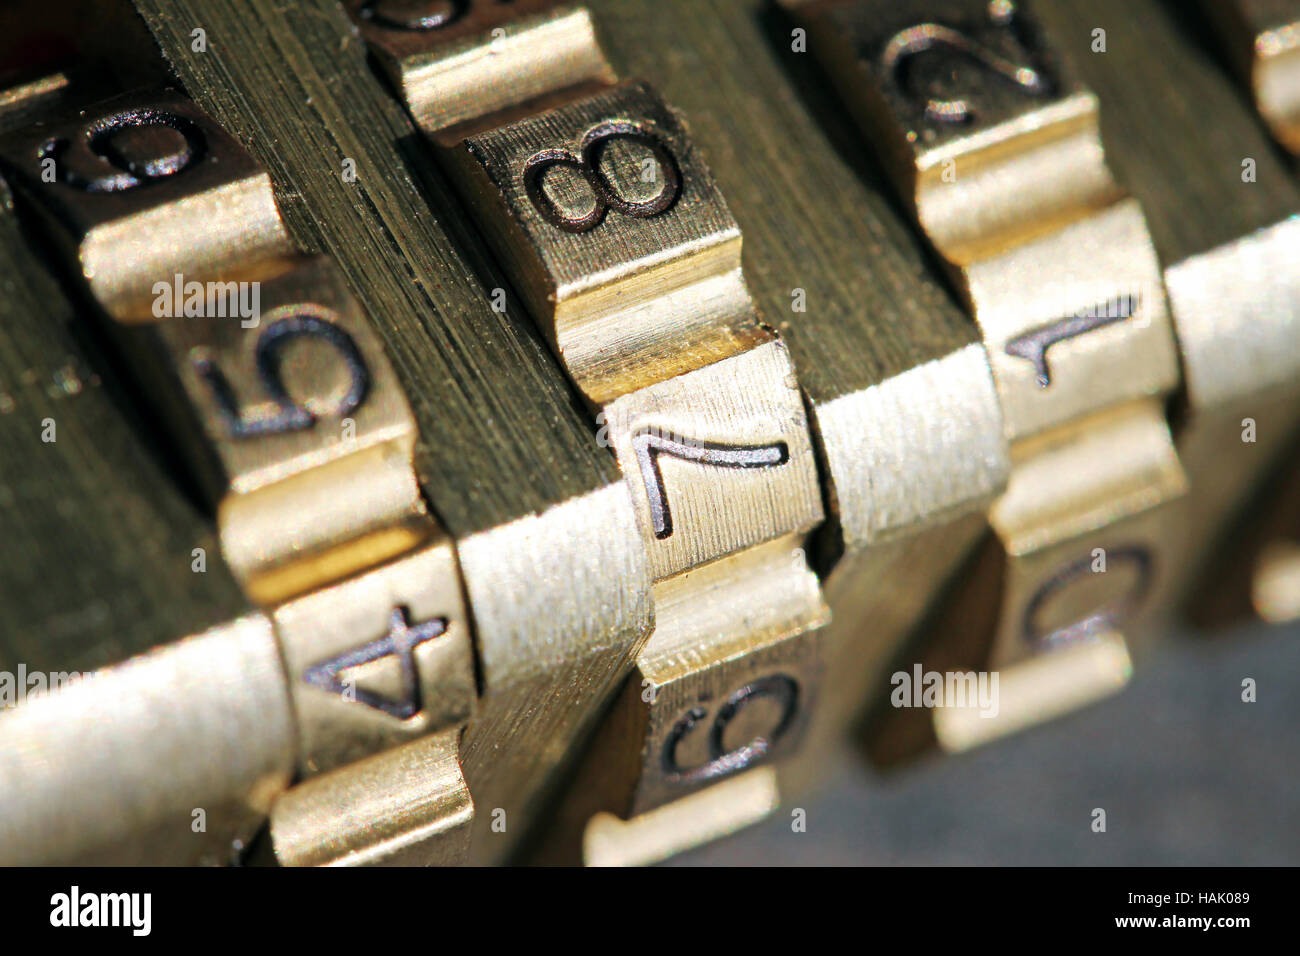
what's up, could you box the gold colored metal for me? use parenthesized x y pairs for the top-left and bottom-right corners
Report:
(535, 536), (826, 862)
(10, 0), (1289, 868)
(348, 0), (616, 139)
(0, 89), (432, 602)
(987, 401), (1187, 669)
(272, 541), (475, 777)
(131, 0), (656, 865)
(790, 0), (1189, 752)
(790, 1), (1178, 442)
(352, 0), (834, 857)
(0, 72), (69, 115)
(0, 140), (294, 866)
(1204, 0), (1300, 154)
(0, 89), (297, 321)
(1031, 0), (1300, 635)
(867, 404), (1186, 759)
(443, 80), (769, 404)
(452, 486), (651, 862)
(591, 0), (1012, 815)
(350, 0), (1013, 859)
(1165, 219), (1300, 412)
(603, 341), (823, 579)
(628, 539), (826, 813)
(358, 5), (825, 544)
(583, 766), (781, 868)
(1151, 138), (1300, 633)
(1, 75), (480, 864)
(932, 631), (1131, 753)
(785, 0), (1119, 258)
(1235, 390), (1300, 628)
(140, 256), (427, 602)
(1164, 226), (1300, 628)
(813, 348), (1009, 548)
(270, 730), (473, 867)
(1256, 541), (1300, 621)
(0, 616), (295, 866)
(963, 199), (1177, 442)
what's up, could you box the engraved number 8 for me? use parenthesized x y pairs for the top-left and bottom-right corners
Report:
(523, 122), (681, 234)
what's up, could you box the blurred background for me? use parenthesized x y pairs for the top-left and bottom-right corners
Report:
(674, 618), (1299, 865)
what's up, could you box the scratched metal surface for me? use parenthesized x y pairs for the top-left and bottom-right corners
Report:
(0, 0), (1294, 868)
(597, 0), (980, 406)
(1039, 0), (1299, 263)
(0, 184), (252, 673)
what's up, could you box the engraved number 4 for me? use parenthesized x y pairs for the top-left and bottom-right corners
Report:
(303, 607), (447, 719)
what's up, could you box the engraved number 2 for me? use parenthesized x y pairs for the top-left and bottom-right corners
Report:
(880, 1), (1052, 125)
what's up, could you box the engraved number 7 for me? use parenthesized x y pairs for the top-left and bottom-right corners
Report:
(631, 430), (789, 539)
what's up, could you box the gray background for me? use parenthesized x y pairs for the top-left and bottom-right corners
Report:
(671, 619), (1298, 865)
